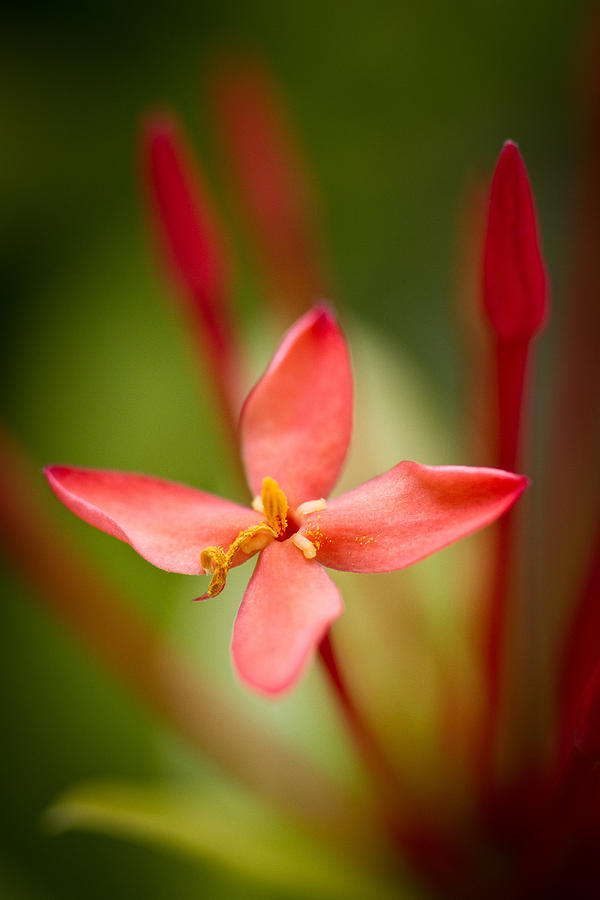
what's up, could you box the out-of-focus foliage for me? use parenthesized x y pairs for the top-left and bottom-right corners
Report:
(45, 779), (413, 900)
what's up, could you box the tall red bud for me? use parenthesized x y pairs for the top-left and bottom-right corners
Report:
(483, 141), (548, 473)
(143, 115), (241, 438)
(480, 142), (548, 789)
(483, 141), (547, 343)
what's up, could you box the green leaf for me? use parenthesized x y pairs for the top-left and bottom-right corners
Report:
(44, 780), (420, 900)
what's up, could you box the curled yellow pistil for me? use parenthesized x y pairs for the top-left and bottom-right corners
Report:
(200, 479), (329, 598)
(200, 478), (289, 598)
(201, 523), (275, 598)
(199, 545), (229, 597)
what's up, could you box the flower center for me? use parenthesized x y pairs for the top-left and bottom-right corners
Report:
(199, 477), (326, 599)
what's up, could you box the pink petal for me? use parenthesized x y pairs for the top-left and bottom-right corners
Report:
(301, 461), (528, 573)
(45, 466), (261, 574)
(232, 540), (342, 694)
(483, 141), (548, 341)
(239, 306), (352, 508)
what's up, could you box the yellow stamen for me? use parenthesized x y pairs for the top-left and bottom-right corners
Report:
(200, 479), (293, 599)
(291, 532), (317, 559)
(296, 498), (327, 516)
(201, 523), (275, 598)
(261, 477), (288, 537)
(240, 530), (273, 555)
(199, 546), (229, 597)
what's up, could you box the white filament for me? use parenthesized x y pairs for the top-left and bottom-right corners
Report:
(296, 498), (327, 516)
(291, 533), (317, 559)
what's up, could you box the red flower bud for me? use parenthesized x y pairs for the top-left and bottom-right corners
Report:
(483, 141), (548, 341)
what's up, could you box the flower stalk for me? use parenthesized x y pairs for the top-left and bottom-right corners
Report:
(479, 142), (548, 789)
(318, 631), (401, 799)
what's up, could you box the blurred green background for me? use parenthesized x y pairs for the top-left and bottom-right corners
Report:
(0, 0), (592, 897)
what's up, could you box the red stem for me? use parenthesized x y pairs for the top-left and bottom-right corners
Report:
(495, 339), (528, 473)
(481, 514), (513, 761)
(558, 514), (600, 762)
(318, 632), (402, 797)
(479, 338), (529, 787)
(318, 636), (475, 895)
(523, 744), (600, 896)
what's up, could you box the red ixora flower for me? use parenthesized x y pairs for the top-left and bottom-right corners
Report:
(45, 305), (527, 694)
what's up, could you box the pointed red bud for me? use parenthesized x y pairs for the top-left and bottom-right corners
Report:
(143, 113), (242, 430)
(143, 113), (230, 338)
(483, 141), (548, 340)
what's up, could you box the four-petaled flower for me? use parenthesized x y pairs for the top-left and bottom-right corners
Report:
(45, 306), (527, 694)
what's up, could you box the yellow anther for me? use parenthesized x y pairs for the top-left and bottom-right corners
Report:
(200, 546), (229, 598)
(261, 477), (288, 537)
(240, 530), (273, 555)
(227, 523), (275, 561)
(251, 495), (264, 513)
(200, 523), (275, 598)
(291, 532), (317, 560)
